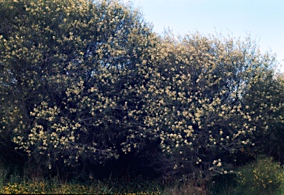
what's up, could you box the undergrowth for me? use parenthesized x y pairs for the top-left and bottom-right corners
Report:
(0, 156), (284, 194)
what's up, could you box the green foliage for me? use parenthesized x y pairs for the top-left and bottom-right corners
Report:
(244, 72), (284, 162)
(1, 160), (284, 195)
(209, 157), (284, 195)
(141, 33), (281, 183)
(0, 180), (113, 194)
(0, 176), (163, 194)
(0, 0), (158, 171)
(233, 157), (284, 195)
(0, 0), (284, 187)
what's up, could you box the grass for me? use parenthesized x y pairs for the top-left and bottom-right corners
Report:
(0, 173), (207, 194)
(0, 157), (284, 194)
(0, 180), (162, 194)
(0, 180), (209, 195)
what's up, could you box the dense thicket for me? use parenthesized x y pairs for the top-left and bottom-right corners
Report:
(0, 0), (283, 183)
(139, 34), (284, 183)
(0, 0), (159, 176)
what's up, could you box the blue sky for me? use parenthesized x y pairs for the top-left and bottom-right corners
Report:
(125, 0), (284, 72)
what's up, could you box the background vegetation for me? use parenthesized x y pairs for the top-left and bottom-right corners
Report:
(0, 0), (284, 194)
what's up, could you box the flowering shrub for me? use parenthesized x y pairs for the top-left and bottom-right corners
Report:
(0, 0), (283, 184)
(140, 33), (282, 182)
(244, 72), (284, 162)
(0, 0), (158, 170)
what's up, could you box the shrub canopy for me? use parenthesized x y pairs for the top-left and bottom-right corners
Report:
(0, 0), (158, 168)
(0, 0), (283, 182)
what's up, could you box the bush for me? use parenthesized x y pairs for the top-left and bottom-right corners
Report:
(1, 0), (283, 185)
(234, 157), (284, 195)
(0, 0), (158, 174)
(142, 33), (281, 184)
